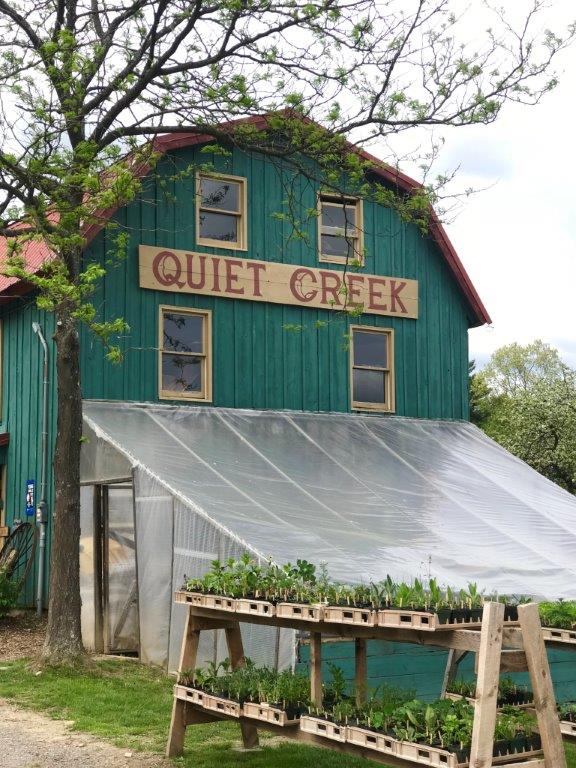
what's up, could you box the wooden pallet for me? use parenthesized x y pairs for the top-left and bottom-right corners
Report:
(167, 600), (565, 768)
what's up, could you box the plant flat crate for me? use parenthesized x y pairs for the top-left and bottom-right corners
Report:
(235, 598), (276, 617)
(242, 701), (299, 726)
(377, 609), (439, 631)
(542, 627), (576, 645)
(201, 693), (241, 718)
(300, 715), (347, 742)
(175, 590), (204, 606)
(276, 602), (324, 622)
(445, 692), (534, 711)
(346, 725), (397, 756)
(323, 605), (376, 627)
(174, 684), (206, 705)
(393, 739), (461, 767)
(201, 594), (236, 612)
(560, 720), (576, 737)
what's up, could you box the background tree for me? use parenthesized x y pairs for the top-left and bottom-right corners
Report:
(472, 341), (576, 494)
(0, 0), (572, 663)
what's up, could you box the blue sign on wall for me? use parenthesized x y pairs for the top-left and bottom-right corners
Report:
(25, 479), (35, 517)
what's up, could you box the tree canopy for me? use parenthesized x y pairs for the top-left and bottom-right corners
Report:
(471, 341), (576, 495)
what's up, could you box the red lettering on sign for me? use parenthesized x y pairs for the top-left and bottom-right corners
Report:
(186, 253), (206, 289)
(246, 262), (266, 297)
(211, 257), (222, 292)
(368, 277), (387, 311)
(152, 250), (185, 289)
(346, 274), (365, 307)
(225, 259), (245, 295)
(290, 268), (318, 302)
(319, 271), (342, 306)
(390, 280), (408, 314)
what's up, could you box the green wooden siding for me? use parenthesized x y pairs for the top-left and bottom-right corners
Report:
(297, 640), (576, 704)
(78, 146), (472, 417)
(0, 303), (56, 606)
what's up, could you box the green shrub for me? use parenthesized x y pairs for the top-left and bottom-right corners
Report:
(0, 568), (18, 618)
(539, 600), (576, 629)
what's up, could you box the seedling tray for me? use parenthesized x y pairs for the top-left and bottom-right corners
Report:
(346, 725), (397, 757)
(174, 684), (205, 705)
(300, 715), (347, 742)
(542, 627), (576, 645)
(560, 720), (576, 738)
(323, 605), (377, 627)
(236, 598), (276, 617)
(202, 595), (236, 612)
(444, 692), (534, 710)
(276, 602), (324, 622)
(242, 702), (299, 726)
(176, 591), (204, 606)
(376, 609), (484, 631)
(393, 738), (462, 767)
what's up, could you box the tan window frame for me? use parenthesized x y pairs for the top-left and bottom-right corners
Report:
(318, 192), (364, 266)
(158, 306), (212, 402)
(196, 172), (248, 251)
(350, 325), (395, 413)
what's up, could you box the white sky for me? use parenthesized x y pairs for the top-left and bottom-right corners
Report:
(376, 2), (576, 369)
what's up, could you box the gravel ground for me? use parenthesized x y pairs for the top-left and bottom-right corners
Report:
(0, 700), (171, 768)
(0, 612), (47, 661)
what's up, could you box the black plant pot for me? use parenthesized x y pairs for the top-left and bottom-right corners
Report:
(504, 605), (519, 621)
(436, 608), (452, 624)
(450, 608), (466, 623)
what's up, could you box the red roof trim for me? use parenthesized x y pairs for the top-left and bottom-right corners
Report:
(0, 113), (490, 325)
(0, 433), (10, 447)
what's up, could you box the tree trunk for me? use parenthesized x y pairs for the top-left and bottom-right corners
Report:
(42, 307), (85, 663)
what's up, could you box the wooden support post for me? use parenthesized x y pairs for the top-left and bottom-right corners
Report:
(167, 608), (203, 757)
(225, 625), (260, 749)
(355, 638), (367, 707)
(469, 601), (505, 768)
(441, 648), (468, 697)
(518, 603), (566, 768)
(310, 632), (323, 708)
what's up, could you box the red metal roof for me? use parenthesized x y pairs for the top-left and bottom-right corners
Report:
(0, 114), (490, 325)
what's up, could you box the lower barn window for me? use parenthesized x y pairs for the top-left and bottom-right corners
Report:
(350, 326), (394, 412)
(159, 307), (212, 401)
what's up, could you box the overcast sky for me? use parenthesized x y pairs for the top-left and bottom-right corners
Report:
(380, 2), (576, 369)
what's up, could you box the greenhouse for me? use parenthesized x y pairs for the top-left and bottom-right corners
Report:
(79, 400), (576, 672)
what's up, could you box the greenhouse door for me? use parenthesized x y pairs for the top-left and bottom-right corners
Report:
(95, 484), (139, 654)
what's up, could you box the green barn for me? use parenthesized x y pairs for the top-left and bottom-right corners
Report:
(0, 117), (574, 696)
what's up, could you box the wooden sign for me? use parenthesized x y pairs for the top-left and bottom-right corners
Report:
(139, 245), (418, 319)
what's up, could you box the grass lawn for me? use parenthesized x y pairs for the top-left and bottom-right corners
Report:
(0, 659), (575, 768)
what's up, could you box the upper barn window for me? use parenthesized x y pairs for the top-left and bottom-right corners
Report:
(196, 173), (247, 250)
(318, 193), (364, 265)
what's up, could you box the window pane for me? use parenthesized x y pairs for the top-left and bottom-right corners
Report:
(354, 331), (387, 367)
(200, 177), (240, 212)
(163, 312), (203, 354)
(321, 234), (355, 259)
(353, 369), (386, 404)
(162, 353), (203, 393)
(199, 210), (238, 243)
(321, 202), (356, 230)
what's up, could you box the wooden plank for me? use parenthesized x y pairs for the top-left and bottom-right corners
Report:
(499, 650), (528, 673)
(469, 601), (505, 768)
(441, 648), (468, 697)
(225, 624), (259, 749)
(0, 525), (8, 537)
(310, 632), (323, 707)
(518, 603), (567, 768)
(167, 608), (203, 757)
(355, 638), (367, 706)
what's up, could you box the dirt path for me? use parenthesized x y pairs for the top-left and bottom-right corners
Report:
(0, 701), (171, 768)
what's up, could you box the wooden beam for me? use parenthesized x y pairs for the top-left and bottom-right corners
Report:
(225, 625), (259, 749)
(355, 638), (367, 707)
(167, 609), (202, 757)
(441, 649), (468, 697)
(469, 601), (505, 768)
(518, 603), (566, 768)
(310, 632), (323, 707)
(499, 650), (528, 673)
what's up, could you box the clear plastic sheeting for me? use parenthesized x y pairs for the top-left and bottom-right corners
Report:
(82, 400), (576, 666)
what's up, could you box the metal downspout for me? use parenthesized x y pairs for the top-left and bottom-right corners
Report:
(32, 322), (49, 617)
